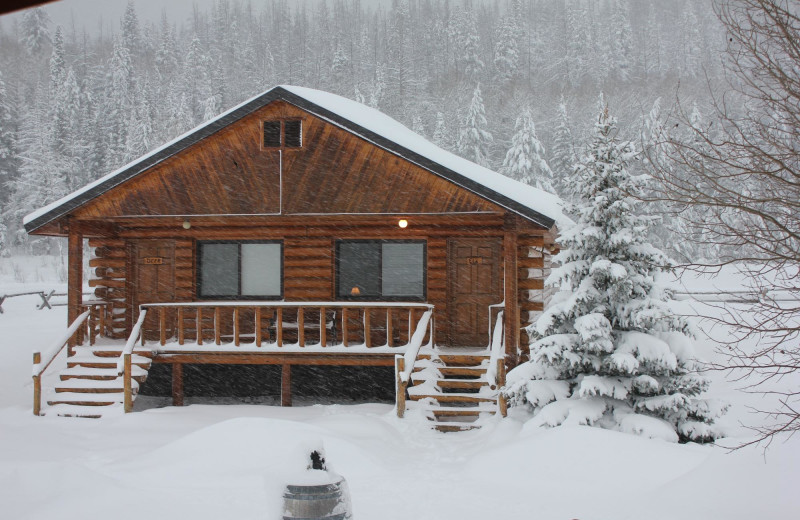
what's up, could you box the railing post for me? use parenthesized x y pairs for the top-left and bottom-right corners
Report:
(159, 307), (167, 346)
(234, 307), (241, 346)
(196, 307), (203, 345)
(342, 308), (349, 347)
(215, 307), (222, 345)
(33, 352), (41, 416)
(276, 307), (283, 347)
(386, 309), (394, 347)
(298, 307), (305, 347)
(364, 307), (371, 348)
(319, 306), (327, 347)
(178, 307), (185, 345)
(255, 307), (262, 347)
(396, 356), (406, 418)
(123, 353), (133, 413)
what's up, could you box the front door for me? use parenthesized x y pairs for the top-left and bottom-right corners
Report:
(447, 238), (502, 347)
(132, 240), (176, 340)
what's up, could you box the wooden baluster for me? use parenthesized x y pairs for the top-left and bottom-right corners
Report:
(32, 352), (41, 416)
(159, 307), (166, 346)
(387, 308), (394, 347)
(215, 307), (221, 345)
(396, 356), (406, 418)
(320, 306), (327, 347)
(342, 307), (348, 347)
(99, 304), (106, 340)
(196, 307), (203, 345)
(298, 306), (305, 347)
(364, 307), (372, 348)
(255, 307), (262, 347)
(234, 307), (240, 346)
(123, 352), (133, 413)
(498, 358), (508, 417)
(407, 308), (414, 344)
(178, 307), (185, 345)
(276, 307), (283, 347)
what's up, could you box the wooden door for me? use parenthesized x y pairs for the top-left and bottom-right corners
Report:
(447, 238), (502, 347)
(132, 240), (176, 340)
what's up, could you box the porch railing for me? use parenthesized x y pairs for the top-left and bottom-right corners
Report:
(134, 301), (434, 349)
(485, 308), (508, 417)
(31, 302), (108, 415)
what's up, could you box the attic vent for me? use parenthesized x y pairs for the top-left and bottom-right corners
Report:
(262, 120), (302, 149)
(263, 121), (281, 147)
(284, 120), (302, 147)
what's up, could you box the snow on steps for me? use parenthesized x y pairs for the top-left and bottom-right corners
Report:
(407, 350), (500, 432)
(43, 344), (153, 418)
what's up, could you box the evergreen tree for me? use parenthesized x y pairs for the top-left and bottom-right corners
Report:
(550, 96), (577, 198)
(21, 7), (51, 56)
(504, 108), (725, 443)
(431, 111), (449, 150)
(501, 106), (555, 192)
(458, 83), (492, 167)
(493, 16), (519, 84)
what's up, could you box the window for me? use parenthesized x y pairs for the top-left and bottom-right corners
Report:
(263, 120), (302, 148)
(335, 240), (426, 300)
(198, 241), (283, 299)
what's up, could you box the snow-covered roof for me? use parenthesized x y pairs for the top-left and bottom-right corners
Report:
(24, 85), (566, 232)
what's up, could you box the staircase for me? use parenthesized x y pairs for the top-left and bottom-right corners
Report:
(407, 350), (500, 432)
(44, 343), (154, 418)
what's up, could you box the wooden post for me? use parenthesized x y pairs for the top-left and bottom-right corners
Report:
(233, 307), (240, 346)
(67, 224), (83, 355)
(387, 309), (394, 347)
(99, 304), (106, 340)
(123, 353), (133, 413)
(396, 356), (406, 418)
(276, 307), (283, 347)
(497, 358), (508, 417)
(281, 364), (292, 407)
(255, 307), (262, 347)
(215, 307), (222, 345)
(504, 214), (520, 367)
(160, 307), (167, 346)
(364, 308), (371, 348)
(178, 307), (184, 345)
(319, 307), (326, 347)
(172, 363), (184, 407)
(32, 352), (41, 416)
(298, 307), (305, 347)
(196, 307), (203, 345)
(342, 307), (348, 347)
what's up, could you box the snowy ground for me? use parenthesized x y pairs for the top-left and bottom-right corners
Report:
(1, 256), (799, 519)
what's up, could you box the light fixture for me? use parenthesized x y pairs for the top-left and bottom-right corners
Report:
(182, 220), (191, 229)
(398, 219), (408, 228)
(350, 286), (361, 296)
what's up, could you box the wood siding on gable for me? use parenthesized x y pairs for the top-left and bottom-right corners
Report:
(71, 101), (502, 222)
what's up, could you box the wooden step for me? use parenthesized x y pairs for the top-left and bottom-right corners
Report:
(436, 354), (489, 367)
(55, 378), (138, 394)
(433, 379), (486, 390)
(48, 392), (124, 406)
(438, 366), (487, 377)
(434, 422), (480, 432)
(408, 393), (496, 404)
(60, 366), (148, 384)
(67, 353), (151, 370)
(73, 345), (155, 358)
(429, 408), (496, 418)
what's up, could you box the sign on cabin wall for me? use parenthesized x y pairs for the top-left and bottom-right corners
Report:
(467, 257), (483, 265)
(143, 257), (163, 265)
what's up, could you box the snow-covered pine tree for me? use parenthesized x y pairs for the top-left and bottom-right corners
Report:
(501, 106), (555, 192)
(431, 111), (449, 150)
(550, 96), (577, 199)
(504, 108), (725, 443)
(458, 83), (493, 168)
(493, 16), (519, 84)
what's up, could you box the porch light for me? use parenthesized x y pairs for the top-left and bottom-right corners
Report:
(398, 219), (408, 228)
(350, 286), (361, 296)
(182, 220), (191, 229)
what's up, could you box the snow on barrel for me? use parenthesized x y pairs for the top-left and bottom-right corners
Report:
(282, 448), (352, 520)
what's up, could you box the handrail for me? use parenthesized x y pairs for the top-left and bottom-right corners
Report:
(485, 309), (504, 389)
(32, 309), (91, 415)
(395, 309), (434, 418)
(118, 309), (148, 413)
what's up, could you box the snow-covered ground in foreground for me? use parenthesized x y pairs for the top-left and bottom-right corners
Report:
(1, 258), (799, 519)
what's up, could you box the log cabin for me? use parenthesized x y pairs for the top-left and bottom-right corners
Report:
(26, 85), (563, 430)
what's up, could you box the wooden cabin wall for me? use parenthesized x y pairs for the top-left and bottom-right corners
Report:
(517, 234), (554, 362)
(88, 238), (127, 339)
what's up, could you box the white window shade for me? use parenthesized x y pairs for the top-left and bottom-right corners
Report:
(241, 243), (282, 296)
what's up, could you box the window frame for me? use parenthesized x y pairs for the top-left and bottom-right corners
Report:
(262, 119), (303, 149)
(334, 239), (427, 302)
(196, 240), (284, 300)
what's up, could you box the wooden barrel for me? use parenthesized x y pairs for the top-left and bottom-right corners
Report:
(282, 476), (351, 520)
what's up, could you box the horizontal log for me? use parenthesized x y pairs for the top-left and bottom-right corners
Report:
(93, 287), (126, 299)
(284, 258), (332, 268)
(519, 279), (544, 290)
(88, 238), (125, 248)
(174, 259), (193, 269)
(175, 249), (194, 258)
(518, 236), (545, 247)
(284, 267), (331, 278)
(93, 246), (126, 258)
(284, 279), (332, 289)
(518, 257), (545, 268)
(154, 352), (398, 366)
(285, 247), (333, 258)
(521, 302), (544, 312)
(89, 258), (125, 268)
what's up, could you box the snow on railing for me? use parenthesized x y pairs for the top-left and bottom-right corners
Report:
(395, 309), (433, 418)
(485, 309), (504, 389)
(31, 309), (91, 416)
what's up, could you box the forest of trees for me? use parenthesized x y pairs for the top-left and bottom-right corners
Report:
(0, 0), (726, 258)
